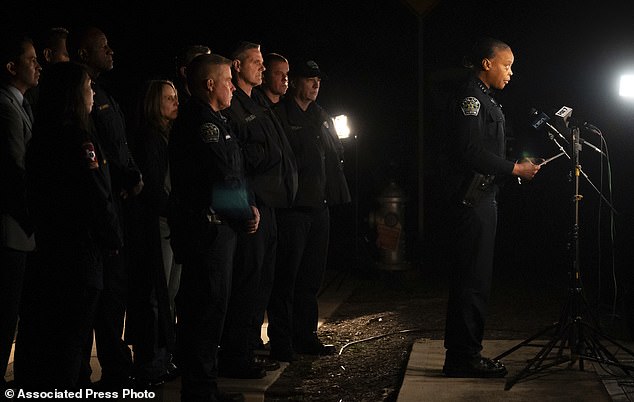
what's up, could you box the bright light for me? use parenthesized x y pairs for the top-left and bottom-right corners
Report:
(333, 114), (351, 139)
(619, 74), (634, 97)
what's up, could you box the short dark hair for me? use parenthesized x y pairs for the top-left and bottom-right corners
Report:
(37, 27), (69, 51)
(187, 53), (232, 94)
(230, 41), (260, 62)
(66, 26), (103, 62)
(463, 37), (510, 70)
(263, 52), (288, 70)
(0, 33), (33, 83)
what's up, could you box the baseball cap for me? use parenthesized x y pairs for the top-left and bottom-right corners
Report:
(290, 59), (327, 79)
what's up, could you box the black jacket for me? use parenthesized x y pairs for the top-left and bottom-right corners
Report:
(170, 97), (253, 225)
(26, 123), (122, 288)
(226, 87), (297, 208)
(125, 125), (173, 349)
(274, 97), (350, 208)
(91, 80), (142, 194)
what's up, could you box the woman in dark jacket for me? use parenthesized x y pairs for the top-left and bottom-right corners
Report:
(14, 61), (122, 389)
(125, 80), (180, 386)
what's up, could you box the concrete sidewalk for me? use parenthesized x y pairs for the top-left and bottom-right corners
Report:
(3, 269), (357, 402)
(397, 338), (634, 401)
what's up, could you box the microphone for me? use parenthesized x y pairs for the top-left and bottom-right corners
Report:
(564, 117), (606, 156)
(583, 122), (602, 136)
(529, 108), (570, 144)
(579, 137), (606, 156)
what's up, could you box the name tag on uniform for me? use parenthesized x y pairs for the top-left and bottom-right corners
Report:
(245, 114), (256, 122)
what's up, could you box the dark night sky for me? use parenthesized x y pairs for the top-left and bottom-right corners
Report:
(4, 0), (634, 298)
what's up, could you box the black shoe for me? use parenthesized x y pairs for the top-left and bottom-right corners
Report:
(294, 340), (337, 356)
(133, 376), (165, 390)
(219, 364), (266, 379)
(254, 355), (281, 371)
(442, 357), (507, 378)
(159, 362), (181, 383)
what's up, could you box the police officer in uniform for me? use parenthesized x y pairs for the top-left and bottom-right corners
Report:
(68, 26), (143, 388)
(169, 53), (259, 402)
(268, 59), (350, 362)
(220, 42), (297, 378)
(439, 37), (539, 378)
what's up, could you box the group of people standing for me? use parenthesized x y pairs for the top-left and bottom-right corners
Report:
(1, 25), (350, 402)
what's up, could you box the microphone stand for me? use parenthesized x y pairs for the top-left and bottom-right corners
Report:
(547, 131), (617, 214)
(494, 126), (633, 390)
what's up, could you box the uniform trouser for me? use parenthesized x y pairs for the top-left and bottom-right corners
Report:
(178, 225), (236, 402)
(444, 190), (497, 360)
(220, 205), (276, 369)
(92, 252), (132, 381)
(267, 206), (330, 353)
(250, 207), (277, 350)
(0, 248), (27, 382)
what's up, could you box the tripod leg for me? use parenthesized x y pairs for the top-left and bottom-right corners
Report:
(578, 322), (634, 372)
(494, 322), (558, 361)
(504, 322), (574, 390)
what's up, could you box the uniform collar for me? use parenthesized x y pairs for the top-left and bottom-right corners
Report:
(232, 86), (260, 114)
(474, 77), (501, 107)
(475, 78), (493, 96)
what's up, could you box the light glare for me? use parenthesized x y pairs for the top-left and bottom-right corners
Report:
(619, 74), (634, 97)
(334, 114), (350, 139)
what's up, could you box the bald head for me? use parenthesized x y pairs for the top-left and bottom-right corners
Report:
(68, 27), (114, 78)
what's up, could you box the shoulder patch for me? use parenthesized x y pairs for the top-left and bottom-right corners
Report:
(200, 123), (220, 143)
(82, 142), (99, 170)
(460, 96), (480, 116)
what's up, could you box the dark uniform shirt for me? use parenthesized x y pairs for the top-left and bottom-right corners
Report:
(251, 86), (275, 110)
(169, 96), (252, 226)
(440, 76), (515, 203)
(91, 80), (142, 193)
(274, 98), (350, 208)
(226, 87), (297, 208)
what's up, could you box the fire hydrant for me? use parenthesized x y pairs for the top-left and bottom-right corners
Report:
(369, 181), (411, 271)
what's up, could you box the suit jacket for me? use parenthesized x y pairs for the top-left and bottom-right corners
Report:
(0, 84), (36, 251)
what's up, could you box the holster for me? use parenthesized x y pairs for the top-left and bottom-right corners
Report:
(459, 173), (495, 207)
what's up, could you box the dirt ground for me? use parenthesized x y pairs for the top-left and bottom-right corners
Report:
(264, 261), (633, 402)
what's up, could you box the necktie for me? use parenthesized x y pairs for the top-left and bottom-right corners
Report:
(22, 98), (34, 123)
